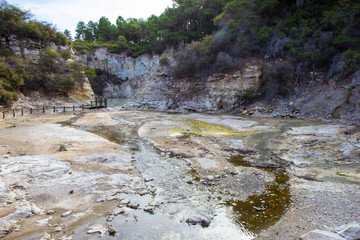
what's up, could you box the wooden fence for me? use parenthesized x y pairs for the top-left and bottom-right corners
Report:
(1, 97), (107, 119)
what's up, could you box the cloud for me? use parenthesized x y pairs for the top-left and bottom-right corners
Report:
(6, 0), (173, 34)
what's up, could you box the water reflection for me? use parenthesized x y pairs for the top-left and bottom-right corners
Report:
(106, 97), (132, 108)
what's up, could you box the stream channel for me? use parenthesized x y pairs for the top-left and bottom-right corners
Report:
(64, 105), (359, 239)
(3, 100), (359, 240)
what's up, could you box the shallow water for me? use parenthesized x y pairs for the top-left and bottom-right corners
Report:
(68, 112), (294, 239)
(3, 109), (359, 240)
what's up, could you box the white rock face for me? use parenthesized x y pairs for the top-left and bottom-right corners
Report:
(77, 48), (168, 99)
(78, 48), (162, 80)
(3, 36), (95, 101)
(78, 48), (263, 111)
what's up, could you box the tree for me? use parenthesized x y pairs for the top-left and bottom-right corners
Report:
(84, 20), (97, 42)
(64, 29), (72, 41)
(75, 21), (86, 40)
(95, 16), (112, 41)
(0, 0), (31, 45)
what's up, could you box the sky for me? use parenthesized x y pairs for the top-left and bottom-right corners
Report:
(6, 0), (174, 37)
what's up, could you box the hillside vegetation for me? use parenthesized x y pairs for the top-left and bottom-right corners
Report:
(0, 0), (95, 106)
(1, 0), (360, 106)
(74, 0), (360, 96)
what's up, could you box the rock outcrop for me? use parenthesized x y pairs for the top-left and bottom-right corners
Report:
(271, 70), (360, 121)
(78, 47), (360, 120)
(78, 48), (263, 112)
(69, 75), (94, 101)
(6, 36), (72, 62)
(77, 48), (165, 98)
(131, 58), (262, 112)
(3, 36), (95, 102)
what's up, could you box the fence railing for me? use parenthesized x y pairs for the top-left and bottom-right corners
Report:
(1, 97), (107, 119)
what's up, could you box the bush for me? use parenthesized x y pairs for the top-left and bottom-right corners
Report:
(261, 62), (294, 98)
(66, 61), (85, 72)
(0, 62), (23, 105)
(85, 69), (96, 78)
(342, 49), (360, 78)
(159, 55), (171, 66)
(173, 44), (198, 77)
(0, 88), (18, 104)
(39, 47), (61, 71)
(60, 49), (72, 60)
(54, 74), (74, 93)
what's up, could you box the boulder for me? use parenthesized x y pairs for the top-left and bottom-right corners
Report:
(60, 211), (72, 217)
(87, 224), (107, 236)
(185, 216), (211, 227)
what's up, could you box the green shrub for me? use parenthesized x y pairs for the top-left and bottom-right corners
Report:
(261, 62), (294, 98)
(159, 55), (171, 66)
(0, 62), (23, 105)
(85, 69), (96, 78)
(257, 26), (272, 44)
(54, 74), (74, 93)
(300, 26), (313, 39)
(0, 88), (18, 104)
(60, 49), (72, 60)
(342, 49), (360, 77)
(39, 47), (61, 71)
(66, 61), (85, 72)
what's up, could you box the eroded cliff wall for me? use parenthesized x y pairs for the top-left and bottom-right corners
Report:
(78, 49), (263, 112)
(5, 37), (95, 102)
(78, 47), (360, 121)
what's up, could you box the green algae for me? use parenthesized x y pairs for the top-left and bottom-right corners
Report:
(184, 168), (201, 183)
(170, 119), (257, 137)
(225, 156), (292, 234)
(87, 125), (123, 144)
(225, 169), (291, 234)
(57, 113), (84, 127)
(227, 155), (251, 167)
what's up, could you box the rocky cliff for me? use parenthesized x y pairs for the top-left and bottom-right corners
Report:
(5, 37), (94, 102)
(78, 47), (360, 121)
(78, 49), (263, 112)
(77, 48), (164, 98)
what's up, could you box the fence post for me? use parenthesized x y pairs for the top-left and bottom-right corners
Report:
(82, 105), (84, 110)
(2, 112), (5, 119)
(53, 106), (56, 112)
(95, 97), (98, 109)
(91, 101), (93, 109)
(43, 107), (45, 113)
(13, 110), (15, 117)
(21, 109), (24, 116)
(105, 98), (107, 108)
(30, 108), (32, 114)
(63, 106), (66, 112)
(73, 105), (75, 111)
